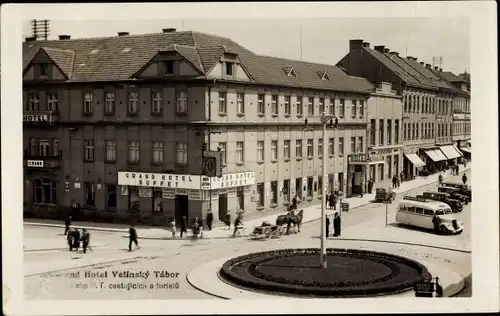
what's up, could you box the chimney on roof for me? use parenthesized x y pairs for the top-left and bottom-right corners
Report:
(420, 61), (424, 66)
(349, 39), (364, 52)
(439, 68), (443, 72)
(374, 45), (385, 53)
(362, 42), (370, 48)
(425, 63), (431, 69)
(58, 35), (71, 40)
(384, 48), (390, 53)
(406, 56), (413, 60)
(25, 36), (37, 42)
(413, 57), (418, 61)
(389, 51), (399, 56)
(434, 66), (439, 71)
(162, 28), (177, 33)
(117, 32), (129, 36)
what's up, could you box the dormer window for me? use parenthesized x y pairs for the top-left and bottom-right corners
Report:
(226, 62), (234, 76)
(284, 67), (297, 77)
(164, 60), (174, 75)
(318, 71), (329, 80)
(39, 63), (48, 77)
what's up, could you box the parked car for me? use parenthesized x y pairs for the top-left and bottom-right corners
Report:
(397, 196), (464, 235)
(419, 191), (463, 212)
(375, 188), (395, 203)
(441, 181), (472, 200)
(437, 186), (470, 204)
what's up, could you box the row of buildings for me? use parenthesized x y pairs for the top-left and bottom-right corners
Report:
(22, 29), (471, 226)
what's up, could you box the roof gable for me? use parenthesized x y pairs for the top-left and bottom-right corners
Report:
(23, 47), (75, 80)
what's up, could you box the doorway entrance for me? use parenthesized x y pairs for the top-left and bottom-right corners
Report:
(218, 193), (228, 221)
(351, 165), (363, 194)
(174, 195), (188, 225)
(237, 187), (244, 211)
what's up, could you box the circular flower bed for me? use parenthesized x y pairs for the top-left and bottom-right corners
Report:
(219, 248), (431, 297)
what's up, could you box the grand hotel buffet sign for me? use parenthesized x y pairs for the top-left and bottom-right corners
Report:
(118, 171), (255, 190)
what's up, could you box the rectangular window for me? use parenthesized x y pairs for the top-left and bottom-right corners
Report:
(152, 92), (163, 114)
(284, 96), (291, 115)
(416, 95), (420, 113)
(296, 139), (303, 158)
(387, 119), (392, 145)
(395, 119), (400, 144)
(84, 92), (93, 114)
(105, 140), (116, 162)
(236, 93), (245, 114)
(257, 183), (265, 207)
(296, 97), (303, 116)
(271, 181), (278, 204)
(39, 63), (49, 77)
(176, 142), (188, 165)
(283, 140), (290, 159)
(379, 119), (384, 145)
(328, 138), (334, 155)
(152, 142), (164, 164)
(359, 100), (364, 117)
(176, 91), (188, 115)
(350, 137), (356, 153)
(52, 139), (59, 156)
(257, 94), (265, 115)
(257, 141), (264, 161)
(128, 92), (139, 115)
(84, 139), (95, 161)
(47, 93), (58, 111)
(84, 183), (95, 207)
(128, 187), (140, 211)
(351, 100), (357, 117)
(218, 142), (227, 165)
(379, 163), (384, 181)
(106, 184), (117, 208)
(128, 141), (140, 163)
(153, 189), (163, 213)
(271, 95), (278, 115)
(370, 119), (376, 145)
(339, 137), (344, 155)
(403, 123), (407, 141)
(271, 140), (278, 160)
(318, 139), (323, 156)
(339, 99), (345, 116)
(283, 179), (290, 203)
(39, 139), (50, 157)
(358, 137), (363, 153)
(307, 177), (313, 197)
(226, 62), (233, 76)
(236, 141), (244, 163)
(105, 92), (115, 114)
(164, 60), (174, 75)
(329, 98), (334, 115)
(28, 93), (40, 111)
(319, 98), (325, 114)
(404, 94), (408, 112)
(218, 92), (227, 114)
(307, 97), (314, 116)
(307, 139), (313, 157)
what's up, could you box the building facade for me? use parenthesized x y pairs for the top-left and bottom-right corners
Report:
(336, 40), (464, 180)
(366, 82), (403, 189)
(23, 30), (373, 226)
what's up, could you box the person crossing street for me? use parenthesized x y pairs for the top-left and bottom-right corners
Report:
(128, 224), (139, 252)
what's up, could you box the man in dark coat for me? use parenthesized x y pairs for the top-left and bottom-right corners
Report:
(325, 216), (330, 238)
(206, 210), (213, 231)
(128, 224), (139, 251)
(333, 212), (341, 237)
(81, 229), (91, 253)
(328, 193), (335, 210)
(64, 216), (72, 235)
(180, 215), (188, 238)
(67, 228), (77, 251)
(462, 173), (467, 185)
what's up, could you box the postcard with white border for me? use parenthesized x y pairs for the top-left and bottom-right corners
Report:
(1, 1), (498, 315)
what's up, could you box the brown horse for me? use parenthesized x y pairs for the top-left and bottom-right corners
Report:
(276, 209), (304, 235)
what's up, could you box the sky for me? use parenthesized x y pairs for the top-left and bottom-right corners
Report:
(21, 17), (469, 75)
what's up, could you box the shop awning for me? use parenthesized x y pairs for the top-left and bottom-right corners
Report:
(440, 145), (463, 160)
(404, 153), (426, 168)
(461, 147), (471, 154)
(433, 149), (448, 161)
(452, 145), (464, 156)
(425, 149), (446, 162)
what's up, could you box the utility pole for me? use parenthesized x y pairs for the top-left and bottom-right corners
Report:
(31, 19), (50, 41)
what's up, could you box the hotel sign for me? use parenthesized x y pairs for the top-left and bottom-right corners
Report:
(118, 172), (201, 190)
(209, 172), (255, 190)
(27, 160), (44, 168)
(23, 114), (48, 123)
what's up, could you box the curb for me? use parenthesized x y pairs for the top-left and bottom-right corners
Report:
(24, 244), (108, 253)
(24, 169), (469, 240)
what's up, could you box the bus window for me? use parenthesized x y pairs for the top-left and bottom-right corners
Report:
(435, 210), (444, 215)
(415, 207), (424, 215)
(407, 206), (416, 213)
(423, 209), (434, 216)
(444, 208), (452, 214)
(399, 205), (407, 211)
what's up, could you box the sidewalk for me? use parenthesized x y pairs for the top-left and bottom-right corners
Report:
(24, 166), (470, 240)
(24, 237), (108, 252)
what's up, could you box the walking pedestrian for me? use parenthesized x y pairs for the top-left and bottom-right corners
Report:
(396, 175), (401, 188)
(170, 217), (176, 238)
(81, 229), (91, 253)
(64, 216), (72, 235)
(325, 216), (330, 238)
(400, 171), (405, 183)
(66, 228), (76, 251)
(326, 193), (330, 209)
(333, 212), (341, 237)
(192, 217), (201, 238)
(233, 214), (243, 237)
(206, 210), (213, 231)
(392, 175), (397, 189)
(462, 173), (467, 185)
(226, 210), (232, 231)
(128, 224), (139, 252)
(332, 193), (338, 210)
(438, 173), (443, 186)
(180, 215), (187, 238)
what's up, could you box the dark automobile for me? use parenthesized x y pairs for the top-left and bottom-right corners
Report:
(437, 186), (470, 204)
(441, 181), (472, 200)
(375, 188), (395, 203)
(420, 192), (463, 213)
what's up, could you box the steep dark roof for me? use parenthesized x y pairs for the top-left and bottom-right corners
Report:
(42, 47), (76, 77)
(429, 69), (470, 97)
(440, 71), (467, 83)
(397, 57), (455, 91)
(23, 31), (373, 94)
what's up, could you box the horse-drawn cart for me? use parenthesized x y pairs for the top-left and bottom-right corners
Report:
(250, 224), (284, 240)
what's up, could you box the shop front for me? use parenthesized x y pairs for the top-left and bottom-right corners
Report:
(347, 153), (385, 196)
(422, 148), (448, 173)
(117, 171), (255, 227)
(439, 145), (463, 166)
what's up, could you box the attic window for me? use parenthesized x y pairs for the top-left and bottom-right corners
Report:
(284, 67), (297, 77)
(319, 71), (329, 80)
(226, 62), (234, 76)
(122, 48), (132, 53)
(89, 49), (99, 54)
(164, 60), (174, 75)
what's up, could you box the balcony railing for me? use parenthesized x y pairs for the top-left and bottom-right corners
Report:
(23, 110), (60, 125)
(24, 149), (62, 169)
